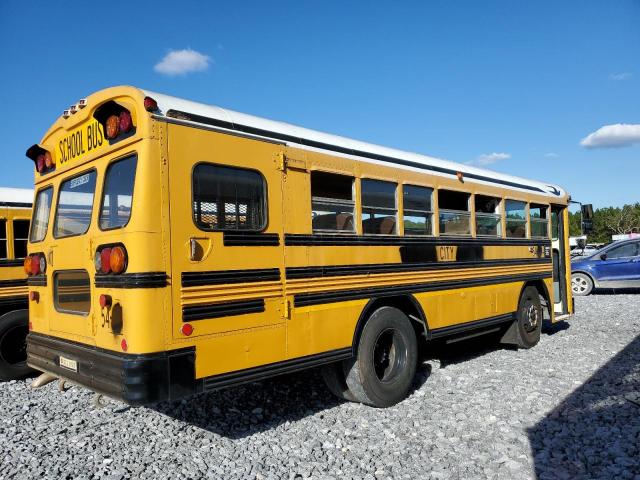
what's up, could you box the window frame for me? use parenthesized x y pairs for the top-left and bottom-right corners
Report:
(191, 161), (269, 233)
(474, 193), (503, 238)
(11, 218), (30, 259)
(361, 178), (398, 236)
(29, 185), (54, 244)
(504, 198), (528, 239)
(0, 219), (7, 259)
(98, 153), (138, 232)
(437, 188), (472, 236)
(310, 170), (356, 234)
(53, 168), (98, 240)
(402, 183), (434, 236)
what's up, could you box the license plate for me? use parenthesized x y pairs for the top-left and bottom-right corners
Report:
(59, 356), (78, 372)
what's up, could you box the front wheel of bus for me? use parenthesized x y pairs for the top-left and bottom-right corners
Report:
(0, 310), (34, 381)
(515, 286), (543, 349)
(344, 306), (418, 407)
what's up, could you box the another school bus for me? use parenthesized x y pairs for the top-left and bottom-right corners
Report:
(0, 188), (33, 380)
(25, 86), (572, 406)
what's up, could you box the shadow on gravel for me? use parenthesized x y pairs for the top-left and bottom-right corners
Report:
(152, 362), (435, 439)
(590, 288), (640, 295)
(423, 333), (506, 369)
(528, 334), (640, 479)
(542, 319), (570, 336)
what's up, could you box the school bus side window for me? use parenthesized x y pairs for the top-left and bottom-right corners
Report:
(505, 200), (527, 238)
(193, 163), (266, 231)
(100, 155), (137, 230)
(362, 179), (397, 235)
(311, 171), (355, 232)
(0, 220), (6, 258)
(12, 220), (29, 258)
(30, 187), (53, 243)
(530, 203), (549, 238)
(403, 185), (433, 235)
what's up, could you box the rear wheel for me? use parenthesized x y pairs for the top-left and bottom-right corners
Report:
(0, 310), (34, 381)
(514, 286), (543, 349)
(343, 306), (418, 407)
(571, 273), (593, 296)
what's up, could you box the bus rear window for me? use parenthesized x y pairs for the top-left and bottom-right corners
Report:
(54, 171), (97, 238)
(30, 187), (53, 243)
(100, 156), (137, 230)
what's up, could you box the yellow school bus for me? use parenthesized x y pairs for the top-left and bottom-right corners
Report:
(25, 86), (572, 407)
(0, 188), (33, 380)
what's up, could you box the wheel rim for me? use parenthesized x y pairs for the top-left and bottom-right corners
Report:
(522, 302), (541, 333)
(0, 324), (28, 366)
(571, 275), (589, 294)
(371, 328), (408, 383)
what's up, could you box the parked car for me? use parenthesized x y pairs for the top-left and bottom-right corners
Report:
(571, 239), (640, 295)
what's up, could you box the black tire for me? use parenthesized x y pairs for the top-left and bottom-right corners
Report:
(0, 309), (34, 381)
(515, 286), (543, 349)
(343, 306), (418, 407)
(571, 272), (594, 296)
(320, 362), (357, 402)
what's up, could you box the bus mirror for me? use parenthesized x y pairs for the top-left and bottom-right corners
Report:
(576, 238), (586, 249)
(581, 203), (594, 234)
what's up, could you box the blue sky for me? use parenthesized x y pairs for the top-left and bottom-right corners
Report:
(1, 1), (638, 208)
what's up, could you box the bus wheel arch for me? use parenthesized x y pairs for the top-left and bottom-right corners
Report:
(524, 279), (552, 320)
(351, 295), (428, 355)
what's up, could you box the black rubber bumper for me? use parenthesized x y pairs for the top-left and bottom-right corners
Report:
(27, 333), (197, 406)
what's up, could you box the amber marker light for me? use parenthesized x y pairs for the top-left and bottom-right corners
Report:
(105, 115), (120, 139)
(44, 151), (54, 168)
(24, 256), (32, 275)
(109, 246), (127, 274)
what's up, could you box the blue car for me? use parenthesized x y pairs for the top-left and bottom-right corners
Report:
(571, 239), (640, 295)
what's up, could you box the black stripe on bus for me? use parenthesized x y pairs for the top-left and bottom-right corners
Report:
(0, 295), (28, 307)
(223, 232), (280, 246)
(430, 313), (516, 340)
(0, 279), (28, 288)
(293, 272), (551, 307)
(165, 109), (551, 195)
(94, 272), (168, 289)
(27, 275), (47, 287)
(286, 258), (552, 279)
(284, 234), (551, 247)
(202, 347), (352, 392)
(0, 259), (25, 267)
(183, 299), (265, 322)
(182, 268), (281, 287)
(0, 202), (32, 208)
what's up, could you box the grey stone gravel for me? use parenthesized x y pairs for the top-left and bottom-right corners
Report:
(1, 294), (639, 479)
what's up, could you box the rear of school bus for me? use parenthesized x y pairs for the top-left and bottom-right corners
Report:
(25, 86), (190, 404)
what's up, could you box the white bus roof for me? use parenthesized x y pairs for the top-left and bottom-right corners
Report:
(143, 88), (567, 200)
(0, 187), (33, 207)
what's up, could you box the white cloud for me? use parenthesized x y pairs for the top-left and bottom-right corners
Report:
(154, 49), (211, 76)
(472, 152), (511, 166)
(580, 124), (640, 149)
(544, 152), (559, 158)
(610, 72), (632, 81)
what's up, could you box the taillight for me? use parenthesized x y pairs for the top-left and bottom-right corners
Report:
(143, 96), (158, 112)
(105, 115), (119, 139)
(26, 145), (55, 175)
(24, 257), (32, 275)
(99, 294), (112, 308)
(95, 244), (128, 275)
(110, 246), (126, 274)
(30, 255), (41, 276)
(119, 110), (133, 133)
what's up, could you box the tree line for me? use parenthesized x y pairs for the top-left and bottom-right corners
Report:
(568, 203), (640, 243)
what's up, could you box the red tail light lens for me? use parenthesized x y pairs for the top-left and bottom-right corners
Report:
(144, 96), (158, 111)
(105, 115), (120, 139)
(99, 294), (112, 308)
(36, 154), (45, 173)
(119, 111), (133, 133)
(110, 246), (127, 274)
(181, 324), (194, 336)
(100, 247), (112, 273)
(31, 255), (41, 276)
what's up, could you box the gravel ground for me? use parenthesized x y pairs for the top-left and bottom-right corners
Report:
(1, 294), (639, 480)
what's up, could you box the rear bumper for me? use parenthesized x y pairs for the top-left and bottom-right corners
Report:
(27, 333), (196, 406)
